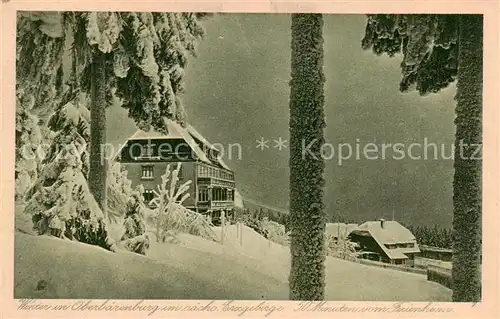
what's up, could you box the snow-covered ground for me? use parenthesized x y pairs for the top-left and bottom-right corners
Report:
(14, 220), (451, 301)
(206, 225), (451, 301)
(14, 232), (289, 300)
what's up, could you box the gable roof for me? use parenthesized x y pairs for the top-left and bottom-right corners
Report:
(168, 120), (211, 164)
(116, 119), (232, 168)
(326, 223), (358, 238)
(128, 126), (184, 140)
(349, 220), (420, 260)
(185, 124), (231, 170)
(355, 220), (416, 244)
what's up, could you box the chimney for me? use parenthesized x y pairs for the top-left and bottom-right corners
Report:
(379, 218), (385, 228)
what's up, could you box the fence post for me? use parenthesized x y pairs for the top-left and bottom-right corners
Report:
(221, 210), (225, 245)
(239, 222), (243, 246)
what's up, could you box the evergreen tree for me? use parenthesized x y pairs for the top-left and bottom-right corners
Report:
(16, 13), (68, 198)
(107, 161), (135, 223)
(288, 14), (326, 300)
(17, 12), (209, 230)
(362, 14), (482, 301)
(16, 12), (66, 120)
(24, 93), (114, 250)
(73, 12), (208, 220)
(15, 97), (44, 200)
(258, 208), (265, 220)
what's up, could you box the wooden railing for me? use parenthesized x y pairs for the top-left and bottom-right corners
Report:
(211, 201), (234, 208)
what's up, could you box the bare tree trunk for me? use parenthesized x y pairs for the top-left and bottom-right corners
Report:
(452, 14), (482, 302)
(88, 51), (108, 221)
(288, 13), (327, 300)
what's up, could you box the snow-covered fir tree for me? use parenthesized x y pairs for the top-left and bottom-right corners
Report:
(73, 12), (209, 219)
(15, 97), (45, 201)
(15, 12), (67, 199)
(106, 161), (135, 223)
(23, 92), (115, 251)
(17, 11), (210, 250)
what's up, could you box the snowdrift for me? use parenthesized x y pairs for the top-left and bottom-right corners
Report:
(14, 233), (288, 300)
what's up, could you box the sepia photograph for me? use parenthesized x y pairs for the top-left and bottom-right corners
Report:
(12, 10), (485, 305)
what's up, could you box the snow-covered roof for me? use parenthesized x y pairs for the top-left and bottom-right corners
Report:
(128, 127), (184, 140)
(119, 119), (232, 170)
(168, 120), (211, 164)
(349, 220), (420, 260)
(325, 223), (358, 238)
(185, 124), (231, 170)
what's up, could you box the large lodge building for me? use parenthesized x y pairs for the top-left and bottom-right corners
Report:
(116, 119), (236, 222)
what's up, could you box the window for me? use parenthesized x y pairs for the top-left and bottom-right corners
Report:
(407, 243), (414, 248)
(141, 165), (154, 179)
(198, 188), (209, 202)
(198, 165), (207, 177)
(143, 189), (155, 202)
(211, 187), (230, 201)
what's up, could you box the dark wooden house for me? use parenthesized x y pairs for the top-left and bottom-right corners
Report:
(116, 119), (236, 224)
(348, 219), (421, 266)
